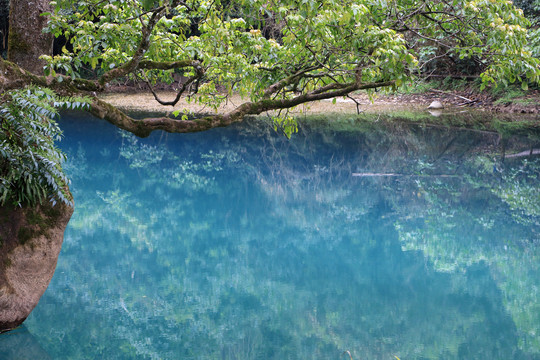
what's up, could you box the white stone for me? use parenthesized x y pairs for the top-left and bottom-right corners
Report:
(427, 100), (444, 109)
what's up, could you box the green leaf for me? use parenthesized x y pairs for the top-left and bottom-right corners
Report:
(90, 57), (98, 70)
(142, 0), (154, 11)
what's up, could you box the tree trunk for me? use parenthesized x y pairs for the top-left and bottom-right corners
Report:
(7, 0), (52, 74)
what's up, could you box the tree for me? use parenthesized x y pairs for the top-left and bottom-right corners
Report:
(0, 0), (538, 140)
(7, 0), (53, 74)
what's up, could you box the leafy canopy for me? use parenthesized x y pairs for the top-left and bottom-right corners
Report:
(43, 0), (540, 113)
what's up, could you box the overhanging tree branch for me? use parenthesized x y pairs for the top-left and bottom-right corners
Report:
(88, 79), (395, 138)
(262, 66), (320, 99)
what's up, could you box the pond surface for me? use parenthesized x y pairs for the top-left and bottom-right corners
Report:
(1, 113), (540, 359)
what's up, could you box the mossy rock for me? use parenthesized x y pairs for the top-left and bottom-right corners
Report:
(0, 200), (73, 333)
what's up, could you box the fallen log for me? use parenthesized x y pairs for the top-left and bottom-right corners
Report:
(352, 173), (458, 178)
(504, 148), (540, 159)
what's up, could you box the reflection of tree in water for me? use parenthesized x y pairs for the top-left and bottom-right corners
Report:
(388, 142), (540, 356)
(23, 116), (540, 359)
(254, 118), (540, 356)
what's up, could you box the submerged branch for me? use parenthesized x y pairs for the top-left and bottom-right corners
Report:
(505, 148), (540, 159)
(352, 172), (458, 177)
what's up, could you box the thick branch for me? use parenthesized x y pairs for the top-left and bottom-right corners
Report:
(138, 59), (202, 71)
(88, 80), (394, 137)
(88, 97), (231, 137)
(0, 57), (204, 94)
(0, 58), (393, 138)
(0, 59), (100, 94)
(263, 66), (320, 98)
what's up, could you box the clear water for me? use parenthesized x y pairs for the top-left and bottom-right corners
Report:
(1, 113), (539, 360)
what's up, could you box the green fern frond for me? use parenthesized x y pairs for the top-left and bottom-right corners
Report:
(0, 86), (90, 207)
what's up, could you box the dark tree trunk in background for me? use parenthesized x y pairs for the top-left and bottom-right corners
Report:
(8, 0), (52, 74)
(0, 0), (9, 56)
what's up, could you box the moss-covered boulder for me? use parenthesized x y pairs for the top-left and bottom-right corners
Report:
(0, 202), (73, 333)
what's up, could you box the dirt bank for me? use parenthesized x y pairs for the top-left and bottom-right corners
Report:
(100, 89), (540, 116)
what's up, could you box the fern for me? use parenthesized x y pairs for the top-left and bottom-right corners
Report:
(0, 86), (90, 207)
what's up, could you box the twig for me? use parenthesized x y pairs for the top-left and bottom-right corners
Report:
(429, 88), (473, 103)
(346, 95), (364, 114)
(426, 74), (479, 79)
(457, 100), (478, 107)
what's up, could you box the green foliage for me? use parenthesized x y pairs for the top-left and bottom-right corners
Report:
(0, 86), (90, 207)
(494, 159), (540, 225)
(513, 0), (540, 23)
(41, 0), (540, 111)
(273, 115), (298, 138)
(530, 27), (540, 59)
(491, 85), (528, 104)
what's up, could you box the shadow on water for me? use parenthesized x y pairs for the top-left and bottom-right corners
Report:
(7, 112), (540, 359)
(0, 326), (51, 360)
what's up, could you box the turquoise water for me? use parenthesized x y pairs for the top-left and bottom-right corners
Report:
(1, 113), (540, 359)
